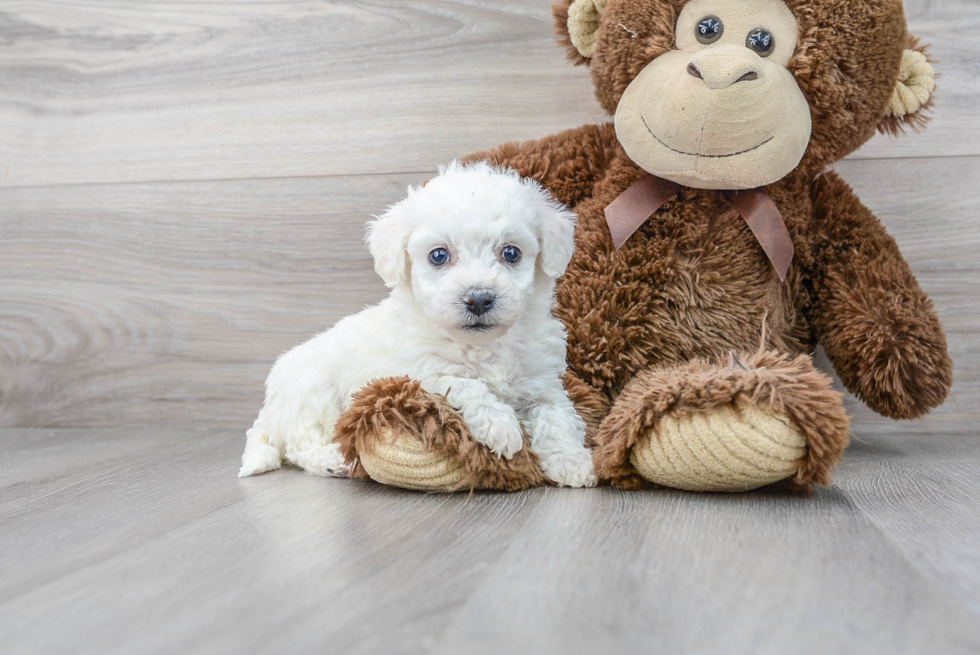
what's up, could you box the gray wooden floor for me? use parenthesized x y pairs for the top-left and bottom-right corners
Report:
(2, 0), (980, 652)
(2, 427), (980, 654)
(1, 0), (978, 430)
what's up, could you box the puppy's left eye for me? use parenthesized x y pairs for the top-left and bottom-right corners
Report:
(501, 246), (522, 264)
(429, 248), (450, 266)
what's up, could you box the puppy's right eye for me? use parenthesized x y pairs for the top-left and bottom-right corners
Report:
(428, 248), (450, 267)
(501, 246), (522, 264)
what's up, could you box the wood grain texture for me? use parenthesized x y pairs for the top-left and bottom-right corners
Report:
(0, 0), (607, 187)
(2, 157), (975, 430)
(836, 433), (980, 617)
(2, 3), (978, 652)
(1, 427), (979, 654)
(1, 0), (978, 189)
(0, 173), (417, 427)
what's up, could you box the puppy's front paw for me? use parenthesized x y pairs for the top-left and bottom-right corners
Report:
(540, 447), (598, 488)
(296, 443), (351, 478)
(466, 403), (524, 459)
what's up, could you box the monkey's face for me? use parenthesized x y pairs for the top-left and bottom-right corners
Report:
(614, 0), (811, 190)
(558, 0), (924, 187)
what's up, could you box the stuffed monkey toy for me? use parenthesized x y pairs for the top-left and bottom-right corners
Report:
(336, 0), (951, 492)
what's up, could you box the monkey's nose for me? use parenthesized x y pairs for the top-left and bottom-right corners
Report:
(688, 50), (763, 89)
(464, 290), (495, 316)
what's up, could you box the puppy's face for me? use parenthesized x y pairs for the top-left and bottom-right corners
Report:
(367, 162), (577, 343)
(407, 210), (539, 341)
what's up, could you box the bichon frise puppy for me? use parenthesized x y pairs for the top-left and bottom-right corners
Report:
(239, 161), (596, 487)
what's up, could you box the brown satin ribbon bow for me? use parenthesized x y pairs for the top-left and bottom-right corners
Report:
(604, 173), (794, 282)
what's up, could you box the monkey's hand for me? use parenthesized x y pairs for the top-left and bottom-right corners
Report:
(808, 171), (952, 419)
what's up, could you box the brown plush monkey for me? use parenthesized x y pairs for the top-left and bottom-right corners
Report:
(336, 0), (951, 492)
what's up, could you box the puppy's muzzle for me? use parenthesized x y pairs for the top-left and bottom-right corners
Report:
(463, 290), (496, 317)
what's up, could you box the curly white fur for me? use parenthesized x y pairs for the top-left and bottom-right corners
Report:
(239, 161), (596, 487)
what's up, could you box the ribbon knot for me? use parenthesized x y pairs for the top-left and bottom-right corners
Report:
(603, 174), (794, 282)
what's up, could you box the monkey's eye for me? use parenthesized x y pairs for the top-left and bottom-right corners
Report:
(746, 28), (774, 56)
(501, 246), (522, 265)
(429, 248), (450, 266)
(695, 16), (723, 44)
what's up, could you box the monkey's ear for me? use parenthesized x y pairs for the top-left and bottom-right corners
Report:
(553, 0), (607, 65)
(879, 36), (936, 136)
(365, 203), (409, 288)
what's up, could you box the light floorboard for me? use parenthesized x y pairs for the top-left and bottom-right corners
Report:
(1, 428), (978, 655)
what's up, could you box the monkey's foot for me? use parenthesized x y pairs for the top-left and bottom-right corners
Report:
(594, 351), (850, 492)
(358, 428), (467, 492)
(629, 398), (806, 492)
(334, 377), (545, 493)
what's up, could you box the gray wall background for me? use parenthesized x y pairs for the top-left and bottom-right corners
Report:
(1, 0), (977, 432)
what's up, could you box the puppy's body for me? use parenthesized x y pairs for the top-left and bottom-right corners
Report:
(240, 162), (596, 487)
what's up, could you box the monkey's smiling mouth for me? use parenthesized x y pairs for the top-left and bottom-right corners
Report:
(642, 115), (774, 159)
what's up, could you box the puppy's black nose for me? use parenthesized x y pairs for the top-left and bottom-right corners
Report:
(464, 290), (495, 316)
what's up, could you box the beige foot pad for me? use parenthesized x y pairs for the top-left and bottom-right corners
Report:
(334, 376), (546, 493)
(629, 398), (807, 492)
(358, 428), (467, 492)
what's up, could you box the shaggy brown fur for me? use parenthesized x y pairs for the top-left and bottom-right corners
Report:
(334, 377), (546, 492)
(807, 171), (953, 418)
(344, 0), (951, 492)
(563, 371), (611, 447)
(591, 350), (850, 490)
(465, 0), (948, 489)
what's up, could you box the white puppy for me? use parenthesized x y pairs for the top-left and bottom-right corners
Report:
(239, 161), (596, 487)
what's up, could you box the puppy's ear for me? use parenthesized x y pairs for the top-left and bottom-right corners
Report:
(365, 203), (409, 288)
(534, 189), (578, 278)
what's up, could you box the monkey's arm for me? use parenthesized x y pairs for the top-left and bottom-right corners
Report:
(806, 171), (952, 419)
(461, 123), (618, 208)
